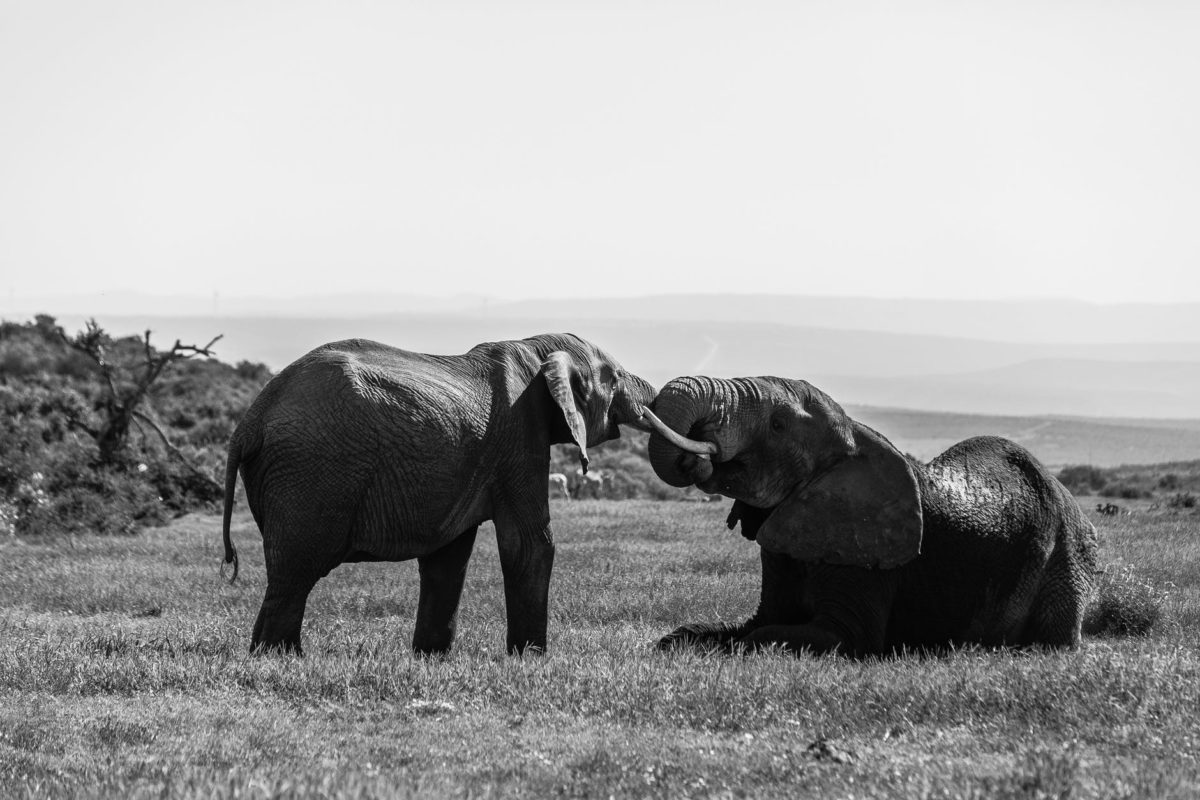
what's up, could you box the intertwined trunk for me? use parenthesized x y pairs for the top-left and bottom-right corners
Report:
(646, 376), (730, 486)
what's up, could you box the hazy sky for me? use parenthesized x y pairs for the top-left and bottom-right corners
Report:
(3, 1), (1199, 304)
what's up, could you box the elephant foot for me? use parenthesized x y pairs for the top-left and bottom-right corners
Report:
(251, 579), (316, 655)
(250, 639), (304, 657)
(413, 527), (478, 658)
(507, 640), (546, 656)
(732, 624), (850, 657)
(413, 645), (453, 660)
(727, 636), (793, 657)
(656, 622), (742, 653)
(412, 630), (456, 656)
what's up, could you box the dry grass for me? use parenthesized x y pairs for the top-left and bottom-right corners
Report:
(1, 501), (1198, 798)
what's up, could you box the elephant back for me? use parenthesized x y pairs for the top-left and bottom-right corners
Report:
(919, 436), (1069, 555)
(910, 435), (1097, 647)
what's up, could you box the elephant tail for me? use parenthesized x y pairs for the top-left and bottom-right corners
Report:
(220, 437), (241, 584)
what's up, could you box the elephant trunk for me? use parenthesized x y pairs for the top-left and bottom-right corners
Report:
(620, 373), (658, 424)
(609, 372), (662, 436)
(647, 376), (735, 487)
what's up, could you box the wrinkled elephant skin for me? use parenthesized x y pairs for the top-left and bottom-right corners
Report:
(648, 375), (1098, 657)
(221, 333), (655, 656)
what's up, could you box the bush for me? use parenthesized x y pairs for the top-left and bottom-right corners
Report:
(1059, 463), (1200, 502)
(1166, 492), (1197, 509)
(14, 453), (169, 536)
(1158, 473), (1181, 491)
(1099, 480), (1153, 500)
(0, 315), (270, 536)
(1057, 465), (1108, 495)
(145, 450), (225, 514)
(1083, 565), (1171, 638)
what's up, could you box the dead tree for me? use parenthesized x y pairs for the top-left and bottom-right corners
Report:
(63, 320), (222, 470)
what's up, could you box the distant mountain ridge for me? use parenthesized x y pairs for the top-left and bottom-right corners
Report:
(8, 291), (1200, 344)
(485, 294), (1200, 345)
(849, 405), (1200, 468)
(21, 308), (1198, 422)
(6, 292), (1199, 463)
(818, 358), (1200, 419)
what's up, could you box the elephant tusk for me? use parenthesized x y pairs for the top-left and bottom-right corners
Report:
(639, 408), (720, 457)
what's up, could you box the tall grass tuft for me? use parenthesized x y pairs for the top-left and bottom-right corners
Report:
(1083, 564), (1172, 638)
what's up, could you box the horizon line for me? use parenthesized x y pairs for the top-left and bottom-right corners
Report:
(5, 289), (1200, 308)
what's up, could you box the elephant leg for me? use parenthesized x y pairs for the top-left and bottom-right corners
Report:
(251, 577), (318, 654)
(412, 527), (479, 656)
(250, 513), (348, 657)
(1024, 545), (1088, 648)
(658, 620), (749, 651)
(659, 549), (811, 652)
(494, 509), (555, 655)
(735, 564), (896, 657)
(736, 622), (847, 656)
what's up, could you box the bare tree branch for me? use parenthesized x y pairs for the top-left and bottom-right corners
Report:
(132, 410), (222, 491)
(62, 415), (99, 438)
(59, 320), (224, 465)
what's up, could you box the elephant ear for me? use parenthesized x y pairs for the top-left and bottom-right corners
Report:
(541, 351), (590, 472)
(755, 421), (922, 569)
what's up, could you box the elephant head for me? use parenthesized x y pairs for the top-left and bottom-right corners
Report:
(529, 333), (657, 472)
(642, 376), (923, 569)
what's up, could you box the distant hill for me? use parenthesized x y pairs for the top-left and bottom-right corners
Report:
(8, 293), (1200, 465)
(35, 310), (1200, 421)
(484, 294), (1200, 345)
(847, 406), (1200, 468)
(8, 292), (1200, 344)
(819, 359), (1200, 418)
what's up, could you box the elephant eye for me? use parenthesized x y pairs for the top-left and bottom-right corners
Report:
(770, 416), (786, 432)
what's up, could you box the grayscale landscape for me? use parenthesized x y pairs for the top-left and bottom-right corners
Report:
(3, 1), (1199, 796)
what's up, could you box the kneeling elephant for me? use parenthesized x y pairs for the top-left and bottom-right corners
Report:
(643, 375), (1099, 656)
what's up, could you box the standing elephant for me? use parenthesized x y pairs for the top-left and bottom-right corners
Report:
(640, 375), (1099, 656)
(221, 333), (656, 655)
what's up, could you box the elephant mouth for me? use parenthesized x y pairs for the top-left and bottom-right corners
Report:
(696, 459), (760, 502)
(645, 402), (741, 489)
(694, 464), (729, 495)
(691, 454), (790, 509)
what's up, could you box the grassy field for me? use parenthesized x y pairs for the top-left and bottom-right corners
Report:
(1, 500), (1198, 798)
